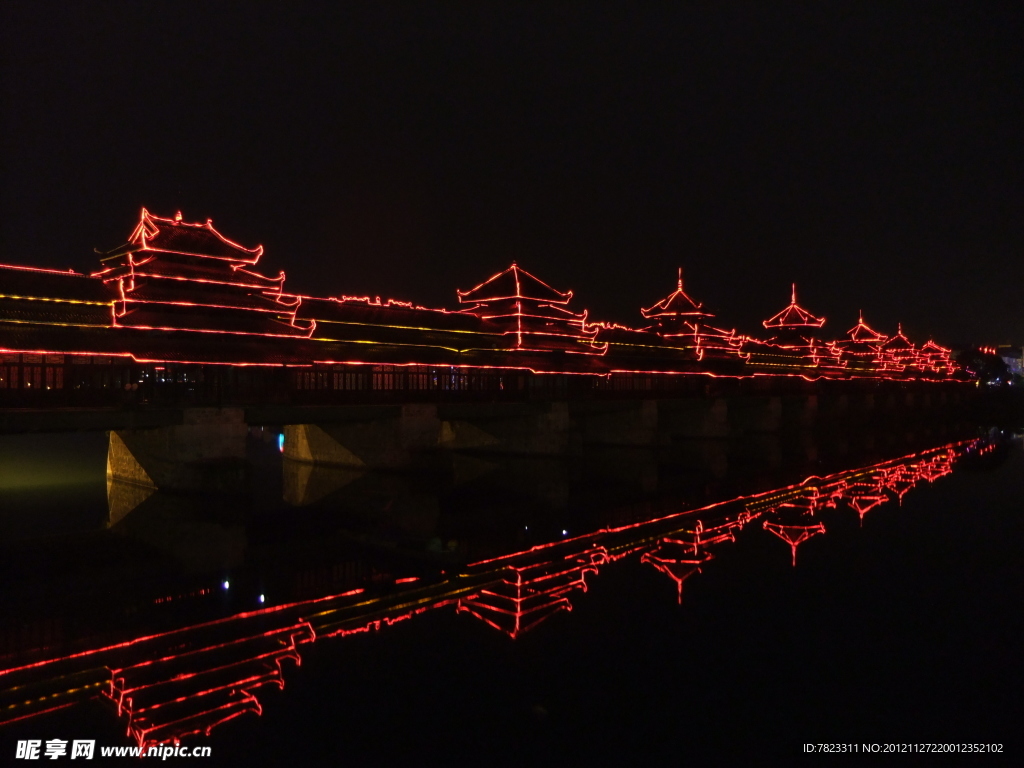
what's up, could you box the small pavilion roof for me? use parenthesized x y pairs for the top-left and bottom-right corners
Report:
(641, 269), (712, 320)
(457, 263), (571, 305)
(763, 284), (825, 329)
(882, 324), (914, 350)
(100, 209), (264, 264)
(920, 339), (950, 354)
(846, 311), (887, 343)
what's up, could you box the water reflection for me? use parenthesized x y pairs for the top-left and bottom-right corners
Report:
(0, 432), (1009, 752)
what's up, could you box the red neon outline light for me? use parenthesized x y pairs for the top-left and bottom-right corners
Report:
(0, 440), (978, 748)
(763, 284), (826, 329)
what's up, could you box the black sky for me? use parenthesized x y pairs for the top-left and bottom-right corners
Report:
(2, 2), (1023, 345)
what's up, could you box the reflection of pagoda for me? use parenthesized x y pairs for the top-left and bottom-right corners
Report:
(882, 464), (918, 502)
(745, 284), (843, 370)
(843, 481), (890, 523)
(773, 487), (835, 518)
(763, 520), (827, 566)
(917, 451), (956, 482)
(761, 489), (827, 566)
(105, 618), (315, 751)
(640, 515), (753, 603)
(94, 209), (314, 337)
(0, 439), (979, 750)
(641, 539), (714, 604)
(640, 269), (744, 360)
(456, 263), (607, 355)
(457, 546), (608, 638)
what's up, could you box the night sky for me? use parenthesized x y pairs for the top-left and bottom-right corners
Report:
(3, 3), (1023, 346)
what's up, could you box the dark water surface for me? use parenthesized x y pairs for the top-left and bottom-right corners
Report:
(2, 430), (1021, 764)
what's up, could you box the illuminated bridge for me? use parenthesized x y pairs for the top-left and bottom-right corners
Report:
(0, 209), (979, 487)
(0, 208), (965, 414)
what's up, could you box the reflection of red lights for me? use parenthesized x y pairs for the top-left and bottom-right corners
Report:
(763, 521), (827, 566)
(641, 543), (714, 604)
(0, 440), (979, 747)
(846, 492), (890, 522)
(457, 547), (609, 638)
(106, 623), (315, 751)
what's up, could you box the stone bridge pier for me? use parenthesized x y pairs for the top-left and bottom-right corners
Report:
(283, 402), (573, 468)
(102, 385), (972, 507)
(106, 408), (248, 495)
(282, 397), (742, 471)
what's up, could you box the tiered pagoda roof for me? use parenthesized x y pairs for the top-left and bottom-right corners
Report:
(640, 269), (712, 322)
(748, 284), (843, 370)
(845, 311), (887, 344)
(835, 311), (889, 370)
(457, 262), (572, 305)
(457, 263), (606, 355)
(639, 269), (743, 361)
(880, 324), (918, 371)
(105, 208), (265, 263)
(917, 339), (954, 374)
(93, 209), (312, 338)
(763, 284), (826, 330)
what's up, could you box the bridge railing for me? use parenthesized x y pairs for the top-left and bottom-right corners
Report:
(0, 355), (969, 409)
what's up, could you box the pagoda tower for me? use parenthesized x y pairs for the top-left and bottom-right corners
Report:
(879, 324), (918, 372)
(763, 283), (825, 336)
(456, 263), (606, 354)
(751, 284), (843, 369)
(93, 209), (313, 337)
(640, 269), (743, 360)
(835, 311), (889, 371)
(917, 339), (955, 375)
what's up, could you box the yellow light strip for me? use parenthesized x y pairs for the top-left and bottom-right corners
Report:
(313, 317), (505, 338)
(0, 294), (112, 307)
